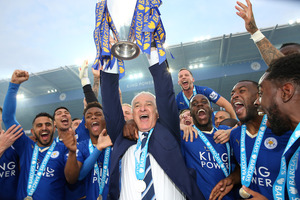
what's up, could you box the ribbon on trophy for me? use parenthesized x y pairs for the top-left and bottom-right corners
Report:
(92, 0), (166, 80)
(92, 0), (125, 79)
(129, 0), (166, 64)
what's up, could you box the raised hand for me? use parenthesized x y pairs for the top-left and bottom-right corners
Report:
(235, 0), (258, 34)
(61, 128), (77, 153)
(96, 129), (113, 151)
(0, 124), (23, 157)
(11, 70), (29, 84)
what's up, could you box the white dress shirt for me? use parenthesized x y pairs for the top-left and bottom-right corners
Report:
(119, 131), (186, 200)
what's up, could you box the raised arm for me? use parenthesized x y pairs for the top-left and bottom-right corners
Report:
(236, 0), (284, 66)
(215, 97), (237, 120)
(62, 128), (83, 184)
(149, 49), (180, 143)
(2, 70), (29, 129)
(100, 65), (125, 144)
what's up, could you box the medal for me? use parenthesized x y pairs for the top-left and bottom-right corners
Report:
(136, 180), (146, 192)
(24, 196), (33, 200)
(97, 194), (102, 200)
(239, 188), (250, 199)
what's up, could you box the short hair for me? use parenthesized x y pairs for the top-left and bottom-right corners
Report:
(266, 53), (300, 86)
(122, 103), (132, 108)
(83, 101), (103, 116)
(179, 109), (190, 115)
(0, 107), (2, 114)
(32, 112), (54, 125)
(216, 110), (230, 117)
(72, 118), (81, 122)
(237, 80), (258, 87)
(53, 106), (70, 119)
(178, 68), (193, 77)
(131, 91), (156, 108)
(279, 43), (300, 50)
(219, 118), (239, 128)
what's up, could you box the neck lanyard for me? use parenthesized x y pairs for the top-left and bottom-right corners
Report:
(193, 125), (231, 177)
(240, 114), (267, 187)
(273, 123), (300, 199)
(134, 128), (154, 180)
(182, 86), (196, 106)
(27, 141), (56, 197)
(88, 139), (111, 196)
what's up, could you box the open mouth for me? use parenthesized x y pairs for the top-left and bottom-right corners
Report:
(197, 109), (207, 120)
(140, 114), (149, 122)
(61, 118), (69, 126)
(184, 119), (192, 125)
(234, 102), (245, 115)
(182, 81), (188, 87)
(41, 131), (50, 141)
(91, 121), (100, 132)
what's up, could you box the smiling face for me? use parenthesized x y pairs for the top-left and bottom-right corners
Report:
(178, 69), (195, 91)
(230, 81), (259, 124)
(54, 108), (72, 131)
(84, 107), (106, 138)
(122, 104), (133, 121)
(132, 92), (158, 132)
(256, 73), (291, 135)
(190, 94), (213, 130)
(214, 111), (230, 127)
(180, 109), (193, 126)
(31, 116), (55, 147)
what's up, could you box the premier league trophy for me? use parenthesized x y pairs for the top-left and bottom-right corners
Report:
(92, 0), (166, 76)
(107, 0), (140, 60)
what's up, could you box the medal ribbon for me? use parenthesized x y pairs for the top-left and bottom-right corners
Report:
(182, 86), (197, 107)
(88, 139), (111, 196)
(240, 114), (267, 187)
(273, 122), (300, 199)
(27, 141), (57, 197)
(193, 125), (231, 177)
(134, 128), (154, 180)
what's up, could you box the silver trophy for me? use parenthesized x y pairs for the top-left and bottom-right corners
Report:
(107, 0), (140, 60)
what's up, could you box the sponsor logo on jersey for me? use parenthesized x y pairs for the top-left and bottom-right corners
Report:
(209, 91), (218, 100)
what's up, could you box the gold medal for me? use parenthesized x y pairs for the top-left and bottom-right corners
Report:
(136, 180), (146, 192)
(97, 194), (102, 200)
(24, 196), (33, 200)
(239, 187), (251, 199)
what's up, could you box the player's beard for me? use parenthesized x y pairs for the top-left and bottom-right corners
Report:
(267, 103), (291, 136)
(34, 131), (54, 147)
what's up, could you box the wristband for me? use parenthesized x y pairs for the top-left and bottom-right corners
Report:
(250, 30), (265, 43)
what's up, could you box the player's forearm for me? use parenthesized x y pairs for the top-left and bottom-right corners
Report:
(228, 165), (241, 185)
(64, 151), (81, 184)
(92, 77), (100, 98)
(79, 148), (101, 180)
(255, 37), (284, 66)
(3, 83), (21, 128)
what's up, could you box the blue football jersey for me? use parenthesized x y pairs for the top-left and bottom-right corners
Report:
(230, 126), (292, 199)
(0, 146), (19, 200)
(77, 139), (110, 200)
(181, 129), (236, 200)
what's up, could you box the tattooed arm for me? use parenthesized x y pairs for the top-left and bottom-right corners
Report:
(92, 67), (100, 98)
(235, 0), (284, 66)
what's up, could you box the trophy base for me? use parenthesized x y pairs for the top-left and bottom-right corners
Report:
(111, 41), (140, 60)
